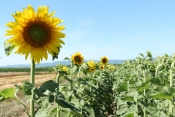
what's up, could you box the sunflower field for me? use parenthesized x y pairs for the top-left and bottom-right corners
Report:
(1, 4), (175, 117)
(1, 51), (175, 117)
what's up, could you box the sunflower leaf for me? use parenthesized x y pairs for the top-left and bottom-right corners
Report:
(0, 88), (16, 102)
(4, 41), (15, 56)
(64, 57), (71, 61)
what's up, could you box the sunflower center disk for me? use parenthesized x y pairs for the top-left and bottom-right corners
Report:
(74, 56), (81, 63)
(102, 59), (106, 63)
(28, 24), (48, 44)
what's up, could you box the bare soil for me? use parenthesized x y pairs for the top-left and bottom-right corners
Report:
(0, 72), (57, 90)
(0, 72), (57, 117)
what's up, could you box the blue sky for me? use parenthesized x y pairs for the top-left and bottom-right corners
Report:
(0, 0), (175, 66)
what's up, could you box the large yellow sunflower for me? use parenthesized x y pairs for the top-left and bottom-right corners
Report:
(87, 60), (96, 73)
(71, 52), (84, 65)
(5, 4), (65, 64)
(100, 56), (108, 65)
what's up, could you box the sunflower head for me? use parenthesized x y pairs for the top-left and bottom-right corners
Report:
(87, 60), (96, 73)
(5, 4), (65, 64)
(62, 66), (68, 72)
(107, 64), (115, 71)
(100, 64), (105, 70)
(71, 52), (84, 66)
(100, 56), (108, 65)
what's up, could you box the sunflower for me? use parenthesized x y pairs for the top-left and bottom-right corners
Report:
(71, 52), (84, 65)
(100, 64), (105, 70)
(107, 64), (115, 71)
(5, 4), (65, 64)
(62, 66), (68, 72)
(100, 56), (108, 65)
(87, 60), (96, 73)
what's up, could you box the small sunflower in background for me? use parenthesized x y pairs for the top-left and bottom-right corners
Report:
(100, 56), (108, 65)
(100, 64), (105, 70)
(87, 60), (96, 73)
(62, 66), (68, 72)
(107, 64), (115, 71)
(54, 64), (68, 74)
(5, 4), (65, 64)
(71, 52), (84, 66)
(95, 62), (105, 70)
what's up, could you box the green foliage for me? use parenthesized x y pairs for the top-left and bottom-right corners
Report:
(52, 47), (60, 61)
(15, 80), (34, 95)
(4, 41), (15, 56)
(0, 88), (15, 101)
(0, 67), (51, 72)
(39, 80), (58, 93)
(149, 86), (175, 100)
(2, 51), (175, 116)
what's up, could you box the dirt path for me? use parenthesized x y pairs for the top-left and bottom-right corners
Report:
(0, 72), (58, 117)
(0, 72), (57, 90)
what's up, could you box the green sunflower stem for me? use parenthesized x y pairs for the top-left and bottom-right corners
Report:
(78, 66), (82, 78)
(143, 69), (147, 117)
(56, 73), (61, 117)
(56, 73), (60, 86)
(169, 60), (174, 116)
(155, 63), (162, 78)
(30, 58), (35, 117)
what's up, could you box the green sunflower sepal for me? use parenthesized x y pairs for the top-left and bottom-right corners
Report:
(52, 47), (60, 61)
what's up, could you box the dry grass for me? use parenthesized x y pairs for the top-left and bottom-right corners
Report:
(0, 93), (29, 117)
(0, 72), (56, 90)
(0, 72), (57, 117)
